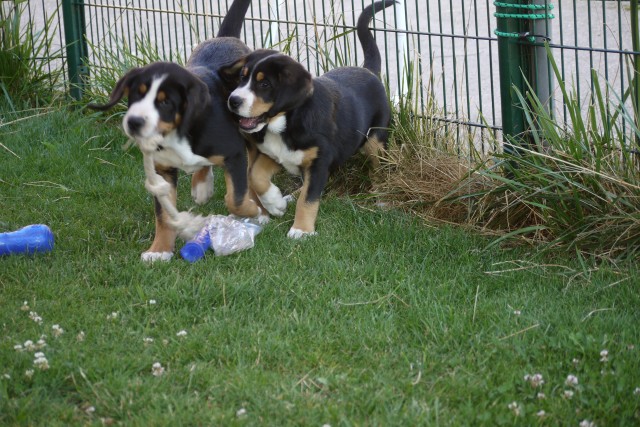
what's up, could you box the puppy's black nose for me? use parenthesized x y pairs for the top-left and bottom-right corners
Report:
(127, 116), (145, 134)
(228, 95), (243, 111)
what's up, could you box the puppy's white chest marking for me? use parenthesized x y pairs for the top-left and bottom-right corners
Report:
(152, 132), (213, 173)
(258, 116), (303, 175)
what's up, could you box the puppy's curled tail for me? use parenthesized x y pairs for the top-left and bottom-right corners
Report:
(216, 0), (252, 38)
(357, 1), (396, 77)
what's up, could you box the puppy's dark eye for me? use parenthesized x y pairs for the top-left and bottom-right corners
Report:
(258, 80), (271, 89)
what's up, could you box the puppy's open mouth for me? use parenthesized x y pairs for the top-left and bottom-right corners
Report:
(237, 115), (266, 131)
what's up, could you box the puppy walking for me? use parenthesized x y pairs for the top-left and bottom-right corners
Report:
(89, 0), (264, 261)
(223, 1), (394, 238)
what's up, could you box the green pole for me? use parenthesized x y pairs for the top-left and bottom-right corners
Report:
(495, 0), (528, 156)
(494, 1), (555, 155)
(631, 0), (640, 148)
(61, 0), (88, 100)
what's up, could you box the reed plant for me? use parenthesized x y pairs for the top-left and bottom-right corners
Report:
(0, 0), (63, 109)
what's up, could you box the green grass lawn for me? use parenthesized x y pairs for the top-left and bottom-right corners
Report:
(1, 108), (639, 426)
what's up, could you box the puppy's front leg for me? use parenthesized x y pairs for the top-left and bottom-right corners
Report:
(142, 164), (179, 262)
(249, 153), (289, 217)
(288, 165), (328, 239)
(191, 166), (214, 205)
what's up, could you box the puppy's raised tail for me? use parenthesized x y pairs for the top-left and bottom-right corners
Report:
(357, 1), (396, 76)
(216, 0), (252, 38)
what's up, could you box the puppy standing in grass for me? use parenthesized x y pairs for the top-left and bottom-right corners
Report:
(89, 0), (265, 261)
(222, 1), (394, 238)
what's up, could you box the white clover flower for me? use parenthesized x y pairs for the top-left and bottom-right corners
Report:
(143, 337), (154, 345)
(85, 406), (96, 414)
(36, 338), (47, 349)
(152, 362), (164, 377)
(29, 311), (43, 324)
(14, 344), (24, 352)
(25, 369), (34, 379)
(507, 401), (521, 416)
(537, 392), (546, 400)
(236, 408), (247, 417)
(513, 310), (521, 316)
(33, 353), (49, 370)
(148, 299), (156, 305)
(23, 340), (36, 352)
(536, 410), (546, 418)
(599, 349), (609, 363)
(77, 331), (85, 342)
(572, 358), (580, 367)
(2, 373), (10, 380)
(524, 373), (544, 388)
(634, 387), (640, 395)
(106, 312), (119, 320)
(579, 420), (596, 427)
(176, 330), (187, 337)
(565, 374), (579, 387)
(52, 324), (64, 337)
(21, 301), (30, 311)
(563, 390), (574, 399)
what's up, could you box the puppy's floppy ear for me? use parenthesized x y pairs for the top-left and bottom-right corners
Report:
(87, 67), (144, 111)
(269, 56), (313, 115)
(178, 75), (211, 137)
(218, 57), (247, 92)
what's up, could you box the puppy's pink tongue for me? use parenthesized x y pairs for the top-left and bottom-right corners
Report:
(239, 117), (260, 130)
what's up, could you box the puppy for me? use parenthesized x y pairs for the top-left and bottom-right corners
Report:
(222, 1), (393, 238)
(89, 0), (264, 261)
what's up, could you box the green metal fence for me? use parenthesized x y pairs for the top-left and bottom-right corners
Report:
(22, 1), (640, 148)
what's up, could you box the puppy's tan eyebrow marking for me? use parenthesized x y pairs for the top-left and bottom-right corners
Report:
(256, 72), (265, 82)
(157, 90), (166, 102)
(139, 83), (147, 94)
(242, 66), (249, 77)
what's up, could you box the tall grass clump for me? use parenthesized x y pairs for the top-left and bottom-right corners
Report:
(0, 0), (63, 108)
(84, 32), (166, 108)
(467, 49), (640, 260)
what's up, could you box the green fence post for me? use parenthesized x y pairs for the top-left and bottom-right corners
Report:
(631, 0), (640, 148)
(495, 0), (528, 156)
(61, 0), (88, 100)
(494, 1), (554, 156)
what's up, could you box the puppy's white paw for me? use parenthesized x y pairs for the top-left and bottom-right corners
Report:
(141, 251), (173, 262)
(287, 228), (317, 239)
(191, 170), (214, 205)
(259, 184), (288, 217)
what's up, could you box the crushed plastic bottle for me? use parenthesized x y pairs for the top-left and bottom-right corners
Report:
(0, 224), (54, 256)
(180, 215), (262, 262)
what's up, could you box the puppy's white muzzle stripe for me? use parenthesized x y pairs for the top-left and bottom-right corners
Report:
(229, 81), (256, 118)
(123, 75), (166, 139)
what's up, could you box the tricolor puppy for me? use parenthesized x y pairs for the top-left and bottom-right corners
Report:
(222, 1), (393, 238)
(89, 0), (263, 261)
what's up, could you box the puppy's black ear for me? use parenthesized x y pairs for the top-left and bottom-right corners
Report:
(218, 57), (247, 93)
(178, 75), (211, 137)
(270, 57), (313, 115)
(87, 67), (143, 110)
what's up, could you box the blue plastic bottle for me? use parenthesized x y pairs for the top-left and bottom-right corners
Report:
(179, 225), (211, 263)
(0, 224), (55, 256)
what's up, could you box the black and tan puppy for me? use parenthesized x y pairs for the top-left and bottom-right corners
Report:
(89, 0), (264, 261)
(222, 1), (393, 238)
